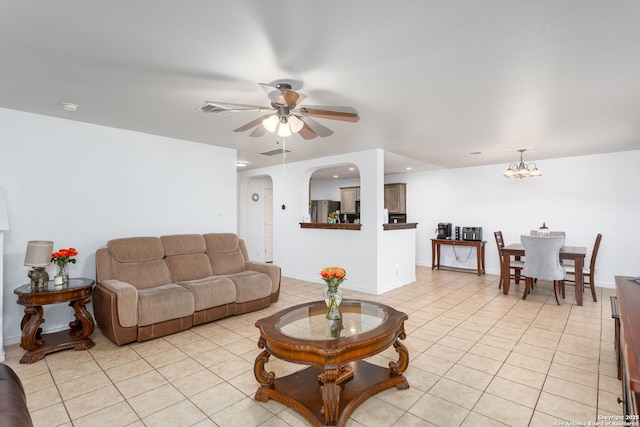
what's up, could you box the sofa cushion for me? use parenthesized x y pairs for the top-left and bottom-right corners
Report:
(177, 277), (236, 311)
(137, 284), (194, 326)
(108, 237), (165, 262)
(161, 234), (206, 256)
(112, 259), (172, 290)
(224, 271), (272, 303)
(166, 253), (213, 282)
(204, 233), (246, 275)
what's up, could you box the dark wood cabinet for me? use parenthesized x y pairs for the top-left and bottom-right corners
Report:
(384, 183), (406, 213)
(614, 275), (640, 417)
(340, 187), (358, 214)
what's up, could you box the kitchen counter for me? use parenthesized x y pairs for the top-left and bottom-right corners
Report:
(299, 223), (362, 230)
(383, 222), (418, 230)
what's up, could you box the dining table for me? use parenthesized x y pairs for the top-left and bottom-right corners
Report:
(500, 243), (588, 306)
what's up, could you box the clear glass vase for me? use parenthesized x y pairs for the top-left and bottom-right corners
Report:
(55, 263), (69, 285)
(323, 287), (343, 320)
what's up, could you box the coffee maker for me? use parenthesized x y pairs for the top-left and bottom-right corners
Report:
(436, 222), (452, 239)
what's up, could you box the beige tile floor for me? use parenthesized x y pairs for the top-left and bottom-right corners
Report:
(2, 267), (623, 427)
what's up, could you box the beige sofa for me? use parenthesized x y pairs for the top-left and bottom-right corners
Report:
(93, 233), (280, 345)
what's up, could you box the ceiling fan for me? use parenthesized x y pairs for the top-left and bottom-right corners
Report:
(198, 82), (360, 139)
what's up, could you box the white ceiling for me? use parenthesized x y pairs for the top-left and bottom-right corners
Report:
(2, 1), (639, 173)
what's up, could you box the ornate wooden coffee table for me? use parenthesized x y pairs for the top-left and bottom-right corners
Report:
(253, 299), (409, 426)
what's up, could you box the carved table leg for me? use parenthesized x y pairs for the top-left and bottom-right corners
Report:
(254, 337), (275, 402)
(389, 331), (410, 390)
(319, 364), (341, 425)
(20, 306), (45, 351)
(69, 296), (95, 340)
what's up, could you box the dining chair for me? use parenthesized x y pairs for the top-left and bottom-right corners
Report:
(563, 233), (602, 302)
(521, 235), (566, 305)
(494, 231), (525, 289)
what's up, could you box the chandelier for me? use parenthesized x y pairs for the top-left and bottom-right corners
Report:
(262, 112), (304, 137)
(503, 149), (542, 179)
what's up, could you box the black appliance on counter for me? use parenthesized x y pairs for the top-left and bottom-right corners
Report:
(462, 227), (483, 241)
(436, 222), (452, 239)
(388, 213), (407, 224)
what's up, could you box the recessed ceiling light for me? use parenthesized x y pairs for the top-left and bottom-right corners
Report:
(236, 161), (248, 167)
(348, 167), (355, 171)
(333, 175), (339, 178)
(61, 102), (79, 112)
(405, 167), (412, 170)
(469, 151), (482, 155)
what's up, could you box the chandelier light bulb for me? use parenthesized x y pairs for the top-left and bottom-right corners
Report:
(262, 115), (279, 132)
(288, 115), (304, 133)
(277, 122), (292, 137)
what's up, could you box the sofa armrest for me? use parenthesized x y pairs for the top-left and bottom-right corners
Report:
(245, 261), (281, 297)
(0, 364), (32, 427)
(100, 280), (139, 328)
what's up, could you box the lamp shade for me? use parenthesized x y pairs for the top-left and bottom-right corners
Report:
(24, 240), (54, 267)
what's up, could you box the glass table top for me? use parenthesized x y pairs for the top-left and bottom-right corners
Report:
(275, 301), (388, 340)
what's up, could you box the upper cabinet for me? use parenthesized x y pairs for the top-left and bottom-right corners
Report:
(341, 183), (406, 214)
(340, 186), (359, 214)
(384, 183), (406, 213)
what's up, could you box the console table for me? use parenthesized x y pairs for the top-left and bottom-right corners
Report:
(431, 239), (486, 276)
(14, 277), (95, 364)
(614, 275), (640, 416)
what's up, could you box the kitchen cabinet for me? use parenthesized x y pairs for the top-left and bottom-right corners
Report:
(384, 183), (406, 213)
(340, 187), (358, 214)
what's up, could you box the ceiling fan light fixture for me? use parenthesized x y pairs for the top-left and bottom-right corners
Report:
(262, 115), (279, 132)
(277, 121), (292, 137)
(288, 115), (304, 133)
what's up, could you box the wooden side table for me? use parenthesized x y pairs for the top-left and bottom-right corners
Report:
(431, 238), (486, 276)
(14, 277), (96, 364)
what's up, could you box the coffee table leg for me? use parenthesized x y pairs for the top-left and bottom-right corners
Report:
(254, 338), (275, 402)
(320, 365), (340, 425)
(389, 332), (410, 390)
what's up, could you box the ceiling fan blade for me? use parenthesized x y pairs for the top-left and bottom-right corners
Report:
(282, 89), (304, 107)
(298, 123), (318, 140)
(299, 106), (360, 122)
(300, 116), (334, 138)
(199, 101), (270, 113)
(233, 115), (271, 133)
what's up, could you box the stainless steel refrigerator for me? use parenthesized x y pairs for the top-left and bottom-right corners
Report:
(310, 200), (340, 223)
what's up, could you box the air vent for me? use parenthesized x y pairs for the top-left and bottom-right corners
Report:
(260, 148), (292, 156)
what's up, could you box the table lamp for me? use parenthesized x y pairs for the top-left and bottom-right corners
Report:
(24, 240), (54, 288)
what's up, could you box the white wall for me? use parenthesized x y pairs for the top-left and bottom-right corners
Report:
(389, 150), (640, 288)
(0, 187), (8, 359)
(1, 108), (238, 348)
(239, 150), (405, 294)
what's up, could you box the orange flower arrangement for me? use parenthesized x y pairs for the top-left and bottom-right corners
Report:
(320, 266), (346, 291)
(51, 247), (78, 268)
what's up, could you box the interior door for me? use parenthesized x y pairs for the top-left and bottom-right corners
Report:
(264, 188), (273, 262)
